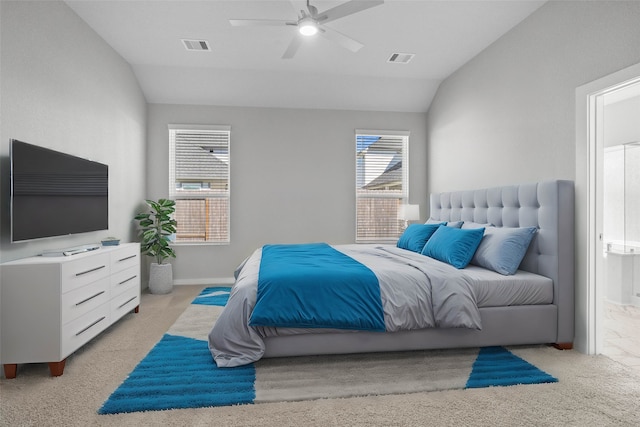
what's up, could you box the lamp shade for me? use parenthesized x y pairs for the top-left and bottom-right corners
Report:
(398, 204), (420, 221)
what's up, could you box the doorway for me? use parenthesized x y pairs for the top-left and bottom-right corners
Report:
(600, 89), (640, 375)
(579, 67), (640, 372)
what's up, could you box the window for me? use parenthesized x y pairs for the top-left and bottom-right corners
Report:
(355, 130), (409, 242)
(169, 125), (230, 244)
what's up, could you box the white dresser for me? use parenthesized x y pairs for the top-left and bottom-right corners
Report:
(1, 243), (140, 378)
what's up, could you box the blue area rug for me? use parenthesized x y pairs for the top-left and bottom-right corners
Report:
(191, 287), (234, 307)
(466, 346), (558, 388)
(98, 287), (251, 414)
(98, 335), (254, 414)
(99, 286), (558, 414)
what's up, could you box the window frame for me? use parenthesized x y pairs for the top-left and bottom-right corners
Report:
(168, 124), (231, 245)
(355, 129), (410, 243)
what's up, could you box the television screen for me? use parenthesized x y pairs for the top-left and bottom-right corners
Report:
(10, 139), (109, 242)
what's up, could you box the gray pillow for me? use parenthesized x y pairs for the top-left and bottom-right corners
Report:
(461, 221), (492, 229)
(426, 218), (463, 228)
(471, 226), (538, 275)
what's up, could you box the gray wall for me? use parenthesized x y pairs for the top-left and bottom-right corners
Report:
(426, 1), (640, 352)
(426, 0), (640, 193)
(147, 104), (427, 282)
(0, 1), (147, 263)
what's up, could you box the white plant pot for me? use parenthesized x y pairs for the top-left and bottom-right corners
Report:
(149, 262), (173, 294)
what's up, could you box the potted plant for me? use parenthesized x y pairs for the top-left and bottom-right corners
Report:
(134, 199), (177, 294)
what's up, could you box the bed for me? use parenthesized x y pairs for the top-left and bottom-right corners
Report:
(209, 180), (574, 368)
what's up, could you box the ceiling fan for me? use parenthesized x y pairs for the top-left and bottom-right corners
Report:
(229, 0), (384, 59)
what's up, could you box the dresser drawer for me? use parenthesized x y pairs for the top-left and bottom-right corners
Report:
(61, 277), (110, 324)
(61, 303), (110, 358)
(111, 266), (140, 297)
(61, 253), (110, 294)
(111, 286), (139, 322)
(110, 245), (140, 274)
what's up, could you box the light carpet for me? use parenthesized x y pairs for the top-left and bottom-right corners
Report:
(99, 287), (557, 414)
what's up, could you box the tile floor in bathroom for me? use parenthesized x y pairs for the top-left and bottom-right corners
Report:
(602, 302), (640, 377)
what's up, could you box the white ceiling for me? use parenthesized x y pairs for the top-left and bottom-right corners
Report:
(65, 0), (546, 113)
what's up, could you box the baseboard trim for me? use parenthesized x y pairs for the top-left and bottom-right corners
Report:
(173, 277), (235, 286)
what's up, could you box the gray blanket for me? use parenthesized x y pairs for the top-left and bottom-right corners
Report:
(208, 244), (482, 367)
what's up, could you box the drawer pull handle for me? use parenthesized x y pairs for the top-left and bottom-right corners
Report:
(75, 265), (106, 277)
(75, 316), (106, 336)
(118, 275), (137, 285)
(118, 296), (137, 309)
(118, 255), (137, 262)
(75, 291), (105, 306)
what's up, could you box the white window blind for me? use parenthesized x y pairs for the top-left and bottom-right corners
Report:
(355, 130), (409, 242)
(169, 125), (230, 244)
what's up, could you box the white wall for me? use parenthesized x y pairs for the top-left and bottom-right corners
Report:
(603, 146), (626, 248)
(0, 1), (147, 263)
(147, 104), (427, 282)
(603, 143), (640, 249)
(426, 1), (640, 352)
(604, 95), (640, 148)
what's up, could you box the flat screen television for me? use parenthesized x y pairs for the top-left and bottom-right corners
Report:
(10, 139), (109, 242)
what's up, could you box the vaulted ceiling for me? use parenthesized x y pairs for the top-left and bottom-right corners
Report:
(65, 0), (545, 112)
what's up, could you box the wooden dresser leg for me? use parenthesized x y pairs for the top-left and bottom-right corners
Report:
(4, 364), (18, 379)
(552, 342), (573, 350)
(48, 360), (66, 377)
(134, 305), (140, 313)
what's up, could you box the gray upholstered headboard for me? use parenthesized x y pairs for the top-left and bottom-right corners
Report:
(429, 180), (575, 343)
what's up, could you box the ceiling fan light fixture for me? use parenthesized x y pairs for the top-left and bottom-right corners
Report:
(299, 19), (318, 36)
(231, 0), (385, 58)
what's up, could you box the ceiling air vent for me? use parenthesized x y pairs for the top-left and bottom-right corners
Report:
(387, 53), (415, 64)
(182, 39), (211, 52)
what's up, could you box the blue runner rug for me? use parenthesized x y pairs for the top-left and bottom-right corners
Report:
(99, 287), (557, 414)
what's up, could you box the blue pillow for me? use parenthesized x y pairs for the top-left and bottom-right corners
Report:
(397, 223), (442, 253)
(421, 226), (485, 269)
(471, 226), (538, 275)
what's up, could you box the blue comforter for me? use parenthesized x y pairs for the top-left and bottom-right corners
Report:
(250, 243), (385, 331)
(209, 244), (482, 367)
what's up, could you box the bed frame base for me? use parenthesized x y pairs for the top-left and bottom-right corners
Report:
(264, 304), (559, 359)
(552, 342), (574, 350)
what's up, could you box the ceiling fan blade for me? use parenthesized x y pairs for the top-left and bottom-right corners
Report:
(317, 0), (384, 24)
(229, 19), (293, 27)
(282, 35), (303, 59)
(318, 26), (363, 53)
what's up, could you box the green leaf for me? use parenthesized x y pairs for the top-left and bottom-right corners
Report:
(134, 198), (178, 263)
(161, 224), (177, 233)
(142, 229), (157, 239)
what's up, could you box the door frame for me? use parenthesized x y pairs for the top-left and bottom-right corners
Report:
(575, 63), (640, 354)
